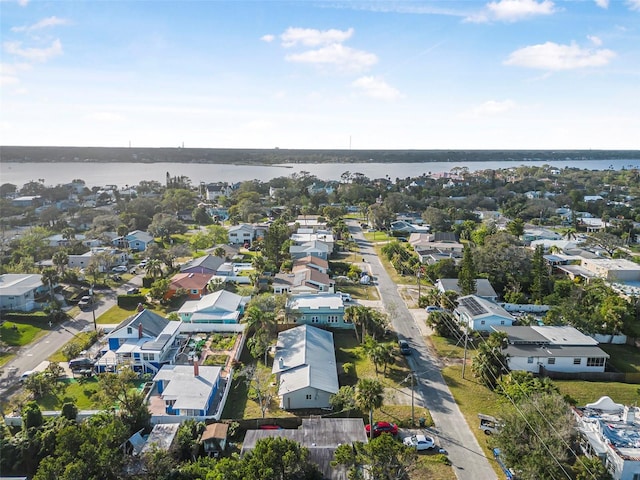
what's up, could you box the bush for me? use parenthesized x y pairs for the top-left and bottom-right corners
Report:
(117, 294), (146, 309)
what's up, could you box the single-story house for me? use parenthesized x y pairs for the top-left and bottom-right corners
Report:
(292, 255), (329, 274)
(241, 418), (368, 480)
(166, 272), (213, 300)
(290, 240), (331, 261)
(180, 254), (225, 275)
(46, 233), (87, 247)
(199, 423), (229, 457)
(153, 362), (222, 417)
(272, 325), (339, 410)
(286, 293), (351, 329)
(454, 295), (515, 332)
(68, 247), (129, 271)
(491, 325), (609, 374)
(99, 309), (181, 374)
(0, 273), (45, 312)
(580, 258), (640, 283)
(291, 230), (335, 253)
(140, 423), (180, 456)
(390, 221), (429, 234)
(177, 289), (249, 323)
(436, 278), (499, 302)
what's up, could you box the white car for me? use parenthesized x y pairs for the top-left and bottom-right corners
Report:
(403, 434), (435, 451)
(111, 265), (128, 273)
(20, 370), (34, 382)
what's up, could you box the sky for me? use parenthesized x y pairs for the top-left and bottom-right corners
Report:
(1, 0), (639, 150)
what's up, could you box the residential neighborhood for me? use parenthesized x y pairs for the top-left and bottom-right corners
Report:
(1, 163), (640, 480)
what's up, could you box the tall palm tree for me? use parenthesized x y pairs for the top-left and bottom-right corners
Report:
(356, 378), (384, 440)
(52, 250), (69, 275)
(41, 267), (59, 301)
(144, 258), (163, 278)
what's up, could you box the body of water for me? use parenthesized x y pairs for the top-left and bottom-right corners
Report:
(1, 159), (638, 189)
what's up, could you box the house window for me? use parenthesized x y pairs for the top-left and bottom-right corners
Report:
(191, 289), (198, 294)
(143, 353), (154, 361)
(306, 394), (312, 400)
(587, 357), (605, 367)
(480, 320), (486, 325)
(548, 358), (556, 365)
(573, 358), (581, 365)
(527, 357), (534, 364)
(230, 233), (237, 237)
(327, 315), (338, 323)
(632, 474), (640, 480)
(127, 327), (132, 334)
(311, 316), (319, 323)
(500, 320), (505, 325)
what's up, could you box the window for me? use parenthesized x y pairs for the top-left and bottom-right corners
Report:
(143, 353), (154, 361)
(587, 357), (605, 367)
(573, 358), (581, 365)
(480, 320), (486, 325)
(191, 289), (198, 294)
(548, 358), (556, 365)
(527, 357), (534, 364)
(500, 320), (505, 325)
(306, 394), (312, 400)
(127, 327), (132, 334)
(311, 316), (319, 323)
(327, 315), (338, 323)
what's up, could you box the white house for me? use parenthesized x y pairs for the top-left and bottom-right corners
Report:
(573, 396), (640, 480)
(100, 310), (181, 374)
(177, 290), (248, 323)
(272, 325), (339, 410)
(286, 293), (351, 329)
(289, 240), (331, 261)
(273, 267), (334, 295)
(436, 278), (498, 302)
(492, 325), (609, 374)
(291, 229), (335, 253)
(153, 363), (222, 417)
(0, 274), (44, 312)
(68, 247), (128, 271)
(454, 295), (515, 332)
(580, 258), (640, 283)
(227, 224), (255, 245)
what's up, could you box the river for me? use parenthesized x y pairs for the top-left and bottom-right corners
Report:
(1, 159), (638, 189)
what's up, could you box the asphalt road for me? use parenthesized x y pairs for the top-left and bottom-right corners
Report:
(0, 275), (143, 399)
(351, 221), (497, 480)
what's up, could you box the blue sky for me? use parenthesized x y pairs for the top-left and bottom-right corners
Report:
(1, 0), (639, 150)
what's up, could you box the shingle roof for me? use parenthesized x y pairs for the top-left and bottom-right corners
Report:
(0, 274), (43, 295)
(181, 254), (224, 273)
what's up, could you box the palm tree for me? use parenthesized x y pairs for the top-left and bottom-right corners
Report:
(213, 246), (226, 259)
(52, 250), (69, 275)
(144, 259), (163, 278)
(41, 267), (59, 301)
(356, 378), (384, 440)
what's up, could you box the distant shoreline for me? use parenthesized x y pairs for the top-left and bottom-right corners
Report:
(1, 146), (639, 165)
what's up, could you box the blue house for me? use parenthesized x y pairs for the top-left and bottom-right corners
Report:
(286, 293), (351, 329)
(113, 230), (155, 252)
(100, 310), (181, 374)
(177, 289), (249, 324)
(153, 363), (222, 416)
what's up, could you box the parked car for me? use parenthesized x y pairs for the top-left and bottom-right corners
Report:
(68, 357), (95, 371)
(126, 287), (140, 295)
(111, 265), (128, 273)
(365, 421), (398, 437)
(425, 306), (443, 313)
(20, 370), (34, 382)
(479, 414), (503, 435)
(78, 295), (92, 309)
(337, 291), (352, 302)
(398, 340), (411, 355)
(403, 434), (436, 451)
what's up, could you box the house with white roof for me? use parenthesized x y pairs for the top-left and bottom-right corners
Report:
(492, 325), (609, 374)
(68, 247), (128, 271)
(273, 266), (334, 295)
(0, 274), (45, 311)
(436, 278), (499, 302)
(227, 224), (255, 245)
(272, 325), (339, 410)
(177, 290), (249, 323)
(573, 396), (640, 480)
(390, 221), (429, 235)
(100, 310), (181, 374)
(286, 293), (351, 329)
(153, 363), (222, 417)
(580, 258), (640, 283)
(291, 230), (335, 252)
(290, 240), (331, 261)
(454, 295), (515, 332)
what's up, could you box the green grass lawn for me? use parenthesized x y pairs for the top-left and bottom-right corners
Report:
(555, 380), (640, 406)
(0, 319), (50, 347)
(36, 377), (146, 410)
(364, 231), (393, 242)
(601, 344), (640, 373)
(336, 285), (380, 301)
(48, 331), (98, 363)
(95, 303), (168, 325)
(428, 335), (474, 360)
(0, 352), (16, 366)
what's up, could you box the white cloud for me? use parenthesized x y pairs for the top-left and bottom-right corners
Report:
(352, 76), (403, 100)
(0, 75), (20, 86)
(504, 41), (615, 70)
(467, 0), (557, 23)
(286, 43), (377, 73)
(587, 35), (602, 46)
(85, 112), (125, 122)
(281, 27), (354, 47)
(594, 0), (609, 8)
(244, 119), (274, 130)
(11, 16), (70, 33)
(628, 0), (640, 10)
(3, 39), (63, 62)
(462, 99), (516, 118)
(261, 34), (275, 43)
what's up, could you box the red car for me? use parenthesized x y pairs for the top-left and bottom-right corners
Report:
(365, 421), (398, 437)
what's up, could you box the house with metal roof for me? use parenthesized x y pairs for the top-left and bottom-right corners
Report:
(290, 240), (331, 261)
(286, 293), (351, 329)
(100, 309), (181, 374)
(573, 396), (640, 480)
(436, 278), (499, 302)
(153, 362), (222, 416)
(242, 418), (368, 480)
(0, 273), (44, 312)
(491, 325), (609, 374)
(272, 325), (339, 410)
(177, 290), (249, 323)
(112, 230), (155, 252)
(454, 295), (515, 332)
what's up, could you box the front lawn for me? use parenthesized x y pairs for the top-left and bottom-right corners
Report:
(35, 377), (146, 410)
(95, 304), (169, 325)
(48, 331), (98, 363)
(0, 352), (16, 366)
(601, 344), (640, 373)
(0, 319), (50, 347)
(555, 380), (640, 406)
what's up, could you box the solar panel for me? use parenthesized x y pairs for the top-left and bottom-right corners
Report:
(460, 296), (487, 316)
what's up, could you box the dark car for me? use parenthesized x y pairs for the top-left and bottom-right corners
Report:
(398, 340), (411, 355)
(68, 357), (95, 371)
(365, 421), (398, 438)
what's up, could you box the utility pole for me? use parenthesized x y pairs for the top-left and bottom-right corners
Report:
(411, 372), (415, 426)
(462, 327), (468, 379)
(89, 286), (97, 331)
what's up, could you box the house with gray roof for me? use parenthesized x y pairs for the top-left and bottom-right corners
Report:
(100, 310), (181, 374)
(153, 363), (222, 417)
(272, 325), (339, 410)
(242, 418), (368, 480)
(290, 240), (331, 261)
(180, 254), (225, 275)
(0, 273), (44, 312)
(436, 278), (499, 302)
(492, 325), (609, 374)
(177, 289), (249, 323)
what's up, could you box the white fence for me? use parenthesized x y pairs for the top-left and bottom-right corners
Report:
(500, 303), (550, 313)
(179, 323), (247, 333)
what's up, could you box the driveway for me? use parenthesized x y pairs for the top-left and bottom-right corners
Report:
(350, 221), (496, 480)
(0, 274), (144, 399)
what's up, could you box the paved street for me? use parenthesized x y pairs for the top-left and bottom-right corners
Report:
(350, 221), (497, 480)
(0, 275), (143, 399)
